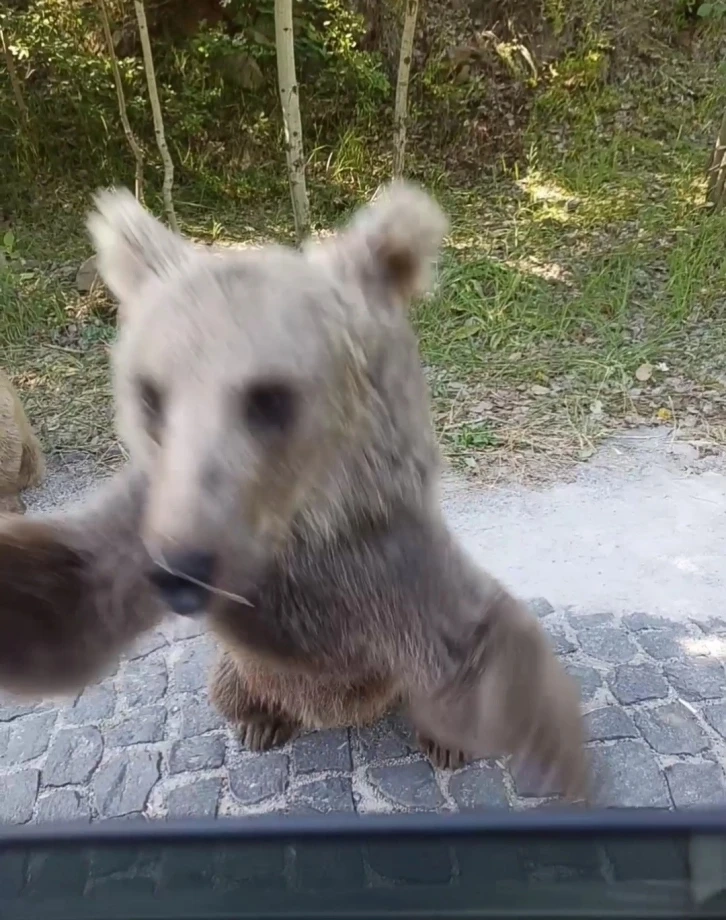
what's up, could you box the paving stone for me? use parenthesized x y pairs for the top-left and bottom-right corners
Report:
(105, 705), (167, 746)
(179, 695), (224, 738)
(703, 701), (726, 739)
(0, 697), (40, 722)
(229, 754), (289, 806)
(544, 628), (576, 656)
(356, 714), (416, 760)
(166, 778), (222, 818)
(566, 611), (615, 630)
(293, 729), (352, 774)
(368, 761), (445, 811)
(576, 626), (638, 664)
(664, 658), (726, 701)
(564, 664), (604, 703)
(126, 631), (168, 661)
(0, 770), (39, 824)
(633, 701), (709, 755)
(2, 711), (57, 764)
(164, 617), (209, 641)
(637, 630), (684, 660)
(624, 612), (682, 633)
(449, 762), (509, 810)
(288, 776), (356, 814)
(170, 639), (216, 693)
(693, 617), (726, 637)
(35, 789), (91, 823)
(7, 589), (726, 826)
(44, 727), (103, 786)
(93, 750), (161, 818)
(528, 598), (555, 619)
(585, 707), (639, 743)
(169, 735), (225, 774)
(511, 758), (568, 799)
(665, 762), (726, 808)
(117, 657), (168, 707)
(608, 663), (669, 705)
(65, 685), (115, 725)
(590, 740), (671, 808)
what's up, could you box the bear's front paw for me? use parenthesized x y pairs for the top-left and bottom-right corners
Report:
(0, 517), (87, 612)
(0, 516), (99, 694)
(416, 732), (469, 771)
(237, 714), (300, 752)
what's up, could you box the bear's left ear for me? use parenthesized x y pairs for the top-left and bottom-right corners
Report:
(306, 181), (449, 308)
(86, 188), (193, 307)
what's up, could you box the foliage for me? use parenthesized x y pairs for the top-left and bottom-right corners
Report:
(697, 2), (726, 20)
(0, 0), (393, 208)
(2, 0), (726, 475)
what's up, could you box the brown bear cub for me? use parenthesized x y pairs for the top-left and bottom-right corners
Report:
(0, 183), (589, 802)
(0, 368), (45, 513)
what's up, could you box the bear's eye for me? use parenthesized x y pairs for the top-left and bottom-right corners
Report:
(137, 377), (164, 441)
(243, 380), (296, 435)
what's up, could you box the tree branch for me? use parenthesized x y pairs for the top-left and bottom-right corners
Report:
(274, 0), (311, 245)
(393, 0), (420, 178)
(98, 0), (145, 202)
(134, 0), (179, 232)
(1, 24), (30, 127)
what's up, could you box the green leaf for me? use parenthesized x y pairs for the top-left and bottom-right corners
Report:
(3, 231), (15, 252)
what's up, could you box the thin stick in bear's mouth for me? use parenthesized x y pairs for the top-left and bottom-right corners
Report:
(149, 550), (255, 608)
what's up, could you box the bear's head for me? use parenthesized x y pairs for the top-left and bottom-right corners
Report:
(87, 183), (448, 616)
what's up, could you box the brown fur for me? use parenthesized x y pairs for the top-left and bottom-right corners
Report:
(0, 368), (45, 513)
(0, 469), (163, 696)
(210, 648), (396, 751)
(0, 183), (590, 802)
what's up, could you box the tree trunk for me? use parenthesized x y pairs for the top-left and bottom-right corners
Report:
(393, 0), (420, 178)
(274, 0), (310, 244)
(98, 0), (145, 202)
(134, 0), (179, 232)
(1, 25), (30, 126)
(706, 105), (726, 212)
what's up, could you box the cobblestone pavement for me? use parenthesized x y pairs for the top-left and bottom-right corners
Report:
(2, 599), (726, 826)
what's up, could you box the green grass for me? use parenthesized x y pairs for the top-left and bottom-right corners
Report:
(407, 54), (726, 479)
(2, 31), (726, 484)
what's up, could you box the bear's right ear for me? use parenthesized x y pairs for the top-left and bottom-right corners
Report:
(86, 188), (192, 306)
(305, 181), (449, 311)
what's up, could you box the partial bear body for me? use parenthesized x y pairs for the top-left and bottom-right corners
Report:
(0, 368), (45, 513)
(0, 183), (590, 802)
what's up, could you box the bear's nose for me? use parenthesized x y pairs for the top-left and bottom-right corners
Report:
(148, 551), (216, 616)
